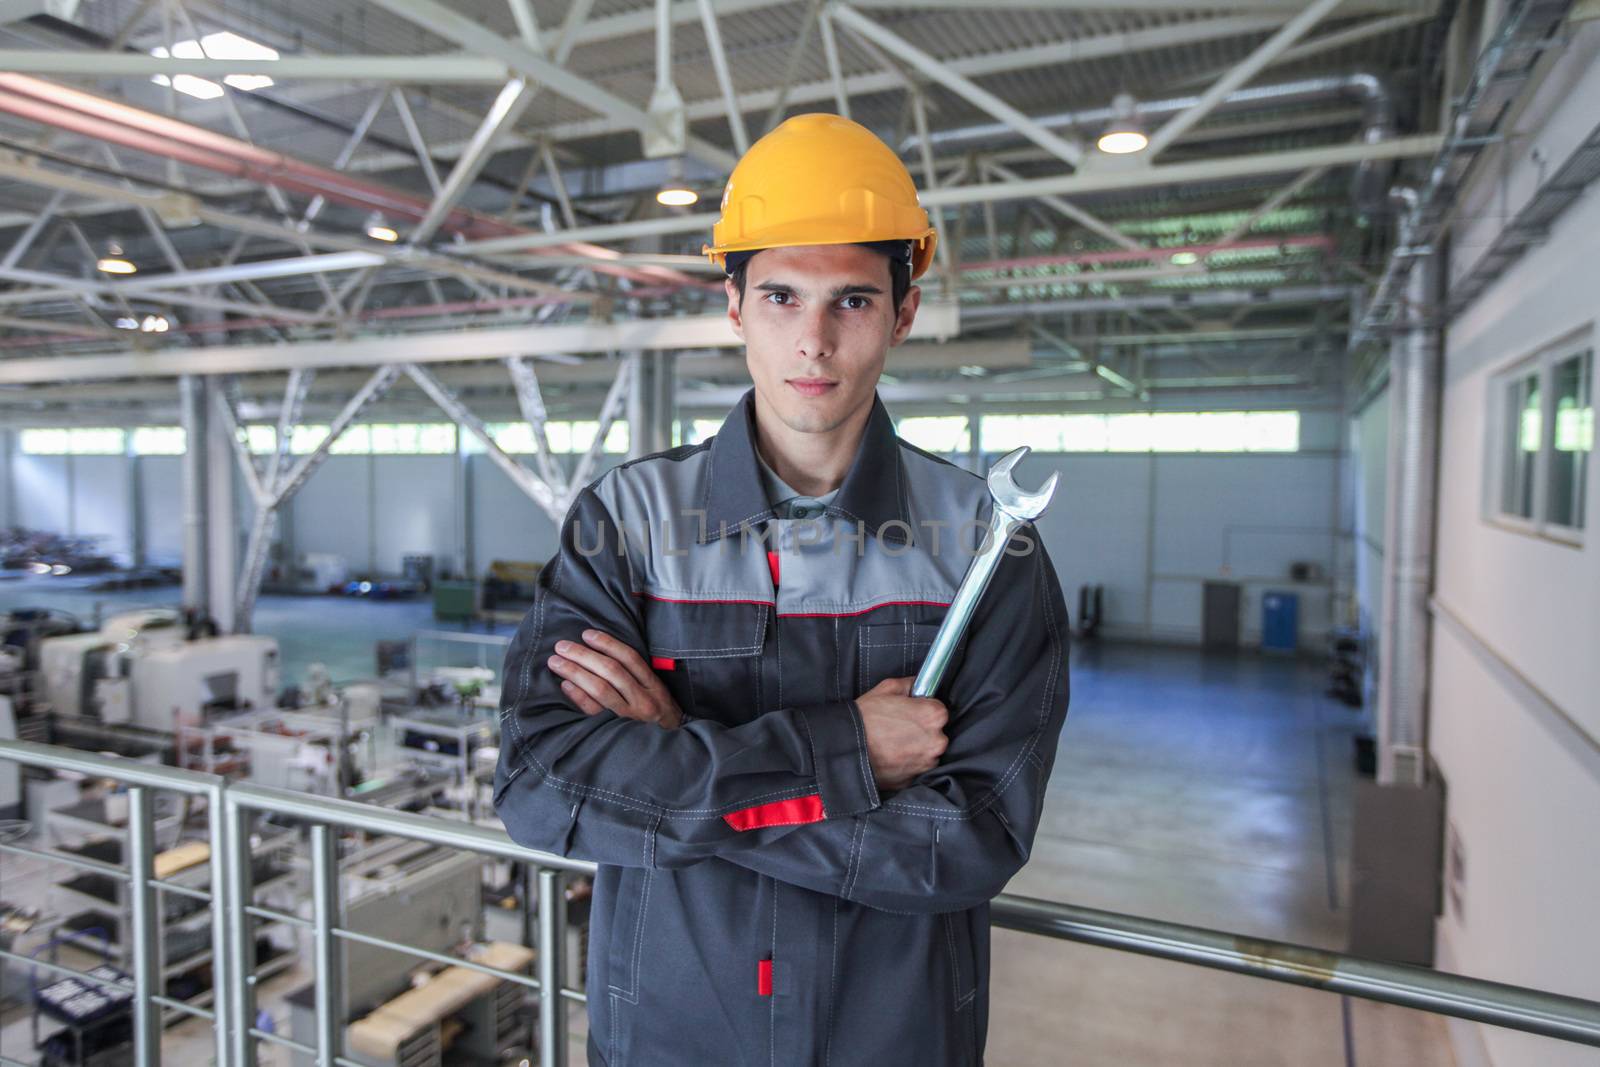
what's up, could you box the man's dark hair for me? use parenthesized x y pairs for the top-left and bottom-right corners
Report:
(727, 240), (913, 311)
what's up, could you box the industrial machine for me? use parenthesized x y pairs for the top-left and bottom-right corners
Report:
(39, 611), (279, 734)
(285, 837), (521, 1067)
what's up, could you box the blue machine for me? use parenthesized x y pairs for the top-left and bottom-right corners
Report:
(1261, 590), (1299, 652)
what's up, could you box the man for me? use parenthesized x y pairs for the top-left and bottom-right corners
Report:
(494, 114), (1071, 1066)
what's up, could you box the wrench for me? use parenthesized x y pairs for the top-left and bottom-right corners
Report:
(911, 446), (1059, 698)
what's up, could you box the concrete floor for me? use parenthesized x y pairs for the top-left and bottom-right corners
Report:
(0, 576), (1457, 1065)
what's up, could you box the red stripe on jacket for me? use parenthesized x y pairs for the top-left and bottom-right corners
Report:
(723, 793), (825, 832)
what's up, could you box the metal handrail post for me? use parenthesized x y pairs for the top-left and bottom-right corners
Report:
(223, 793), (257, 1067)
(205, 783), (234, 1067)
(126, 786), (161, 1067)
(310, 823), (342, 1067)
(538, 867), (567, 1067)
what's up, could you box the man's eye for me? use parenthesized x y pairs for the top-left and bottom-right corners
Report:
(840, 295), (870, 310)
(763, 291), (791, 305)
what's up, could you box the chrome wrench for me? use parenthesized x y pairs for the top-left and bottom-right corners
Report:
(911, 446), (1059, 697)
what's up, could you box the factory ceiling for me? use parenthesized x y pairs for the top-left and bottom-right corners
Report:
(0, 0), (1453, 420)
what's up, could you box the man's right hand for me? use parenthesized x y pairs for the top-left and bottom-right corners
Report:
(854, 676), (948, 793)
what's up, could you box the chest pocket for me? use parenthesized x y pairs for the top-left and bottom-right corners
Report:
(642, 597), (768, 726)
(856, 620), (944, 696)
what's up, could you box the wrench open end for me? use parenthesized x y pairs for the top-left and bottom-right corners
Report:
(987, 446), (1059, 521)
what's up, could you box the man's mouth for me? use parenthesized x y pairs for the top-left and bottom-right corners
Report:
(787, 378), (838, 398)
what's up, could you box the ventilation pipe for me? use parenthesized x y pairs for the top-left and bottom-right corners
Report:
(1374, 186), (1439, 788)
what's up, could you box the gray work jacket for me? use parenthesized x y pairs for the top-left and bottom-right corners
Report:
(494, 387), (1072, 1066)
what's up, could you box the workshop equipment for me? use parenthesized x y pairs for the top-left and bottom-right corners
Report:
(42, 622), (279, 733)
(912, 447), (1060, 697)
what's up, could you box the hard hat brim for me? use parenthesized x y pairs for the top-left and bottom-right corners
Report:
(703, 228), (938, 281)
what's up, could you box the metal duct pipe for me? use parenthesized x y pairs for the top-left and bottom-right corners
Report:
(903, 73), (1397, 217)
(1375, 245), (1441, 787)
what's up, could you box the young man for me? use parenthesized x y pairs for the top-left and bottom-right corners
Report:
(494, 114), (1071, 1066)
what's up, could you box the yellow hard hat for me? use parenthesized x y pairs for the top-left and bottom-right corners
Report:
(703, 113), (938, 280)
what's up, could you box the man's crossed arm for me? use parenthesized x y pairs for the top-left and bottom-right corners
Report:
(547, 628), (948, 793)
(492, 483), (1071, 914)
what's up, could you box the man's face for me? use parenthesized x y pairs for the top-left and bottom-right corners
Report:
(725, 243), (921, 435)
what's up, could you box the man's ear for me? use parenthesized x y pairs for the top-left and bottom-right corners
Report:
(889, 284), (922, 347)
(724, 277), (745, 341)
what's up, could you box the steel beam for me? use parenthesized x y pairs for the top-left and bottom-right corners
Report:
(569, 357), (636, 503)
(0, 304), (961, 382)
(506, 356), (567, 493)
(466, 134), (1440, 256)
(390, 89), (444, 194)
(523, 15), (1283, 150)
(1145, 0), (1346, 158)
(818, 8), (851, 119)
(981, 159), (1143, 252)
(303, 90), (388, 225)
(828, 3), (1083, 166)
(113, 251), (386, 294)
(411, 79), (536, 242)
(404, 363), (563, 518)
(696, 0), (750, 154)
(366, 0), (738, 171)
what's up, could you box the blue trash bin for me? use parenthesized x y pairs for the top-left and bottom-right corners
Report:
(1262, 590), (1299, 652)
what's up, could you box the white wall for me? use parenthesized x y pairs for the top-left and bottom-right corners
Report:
(13, 452), (69, 538)
(292, 456), (374, 573)
(1028, 409), (1344, 648)
(9, 452), (135, 565)
(139, 456), (184, 566)
(1425, 23), (1600, 1067)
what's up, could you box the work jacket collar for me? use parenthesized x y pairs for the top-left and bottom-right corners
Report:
(701, 387), (913, 545)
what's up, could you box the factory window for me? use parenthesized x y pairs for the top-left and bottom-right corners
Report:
(559, 420), (630, 454)
(897, 416), (970, 453)
(979, 412), (1298, 453)
(368, 423), (457, 454)
(1548, 349), (1592, 530)
(279, 424), (458, 455)
(680, 419), (725, 446)
(244, 425), (277, 454)
(1499, 370), (1540, 519)
(19, 428), (126, 454)
(479, 421), (629, 454)
(1492, 337), (1592, 537)
(132, 426), (186, 455)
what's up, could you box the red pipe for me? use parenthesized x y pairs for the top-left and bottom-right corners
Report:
(0, 74), (690, 284)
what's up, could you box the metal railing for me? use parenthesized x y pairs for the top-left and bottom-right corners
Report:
(1, 736), (1597, 1067)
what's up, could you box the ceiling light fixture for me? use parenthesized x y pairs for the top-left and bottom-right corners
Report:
(656, 157), (698, 207)
(97, 241), (136, 274)
(365, 213), (399, 242)
(1097, 93), (1148, 155)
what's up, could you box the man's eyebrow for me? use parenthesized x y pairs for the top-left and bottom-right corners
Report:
(751, 280), (884, 298)
(830, 283), (884, 298)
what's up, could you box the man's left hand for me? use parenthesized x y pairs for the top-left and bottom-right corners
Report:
(548, 629), (683, 729)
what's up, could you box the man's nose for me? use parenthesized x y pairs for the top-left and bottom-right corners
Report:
(795, 305), (836, 360)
